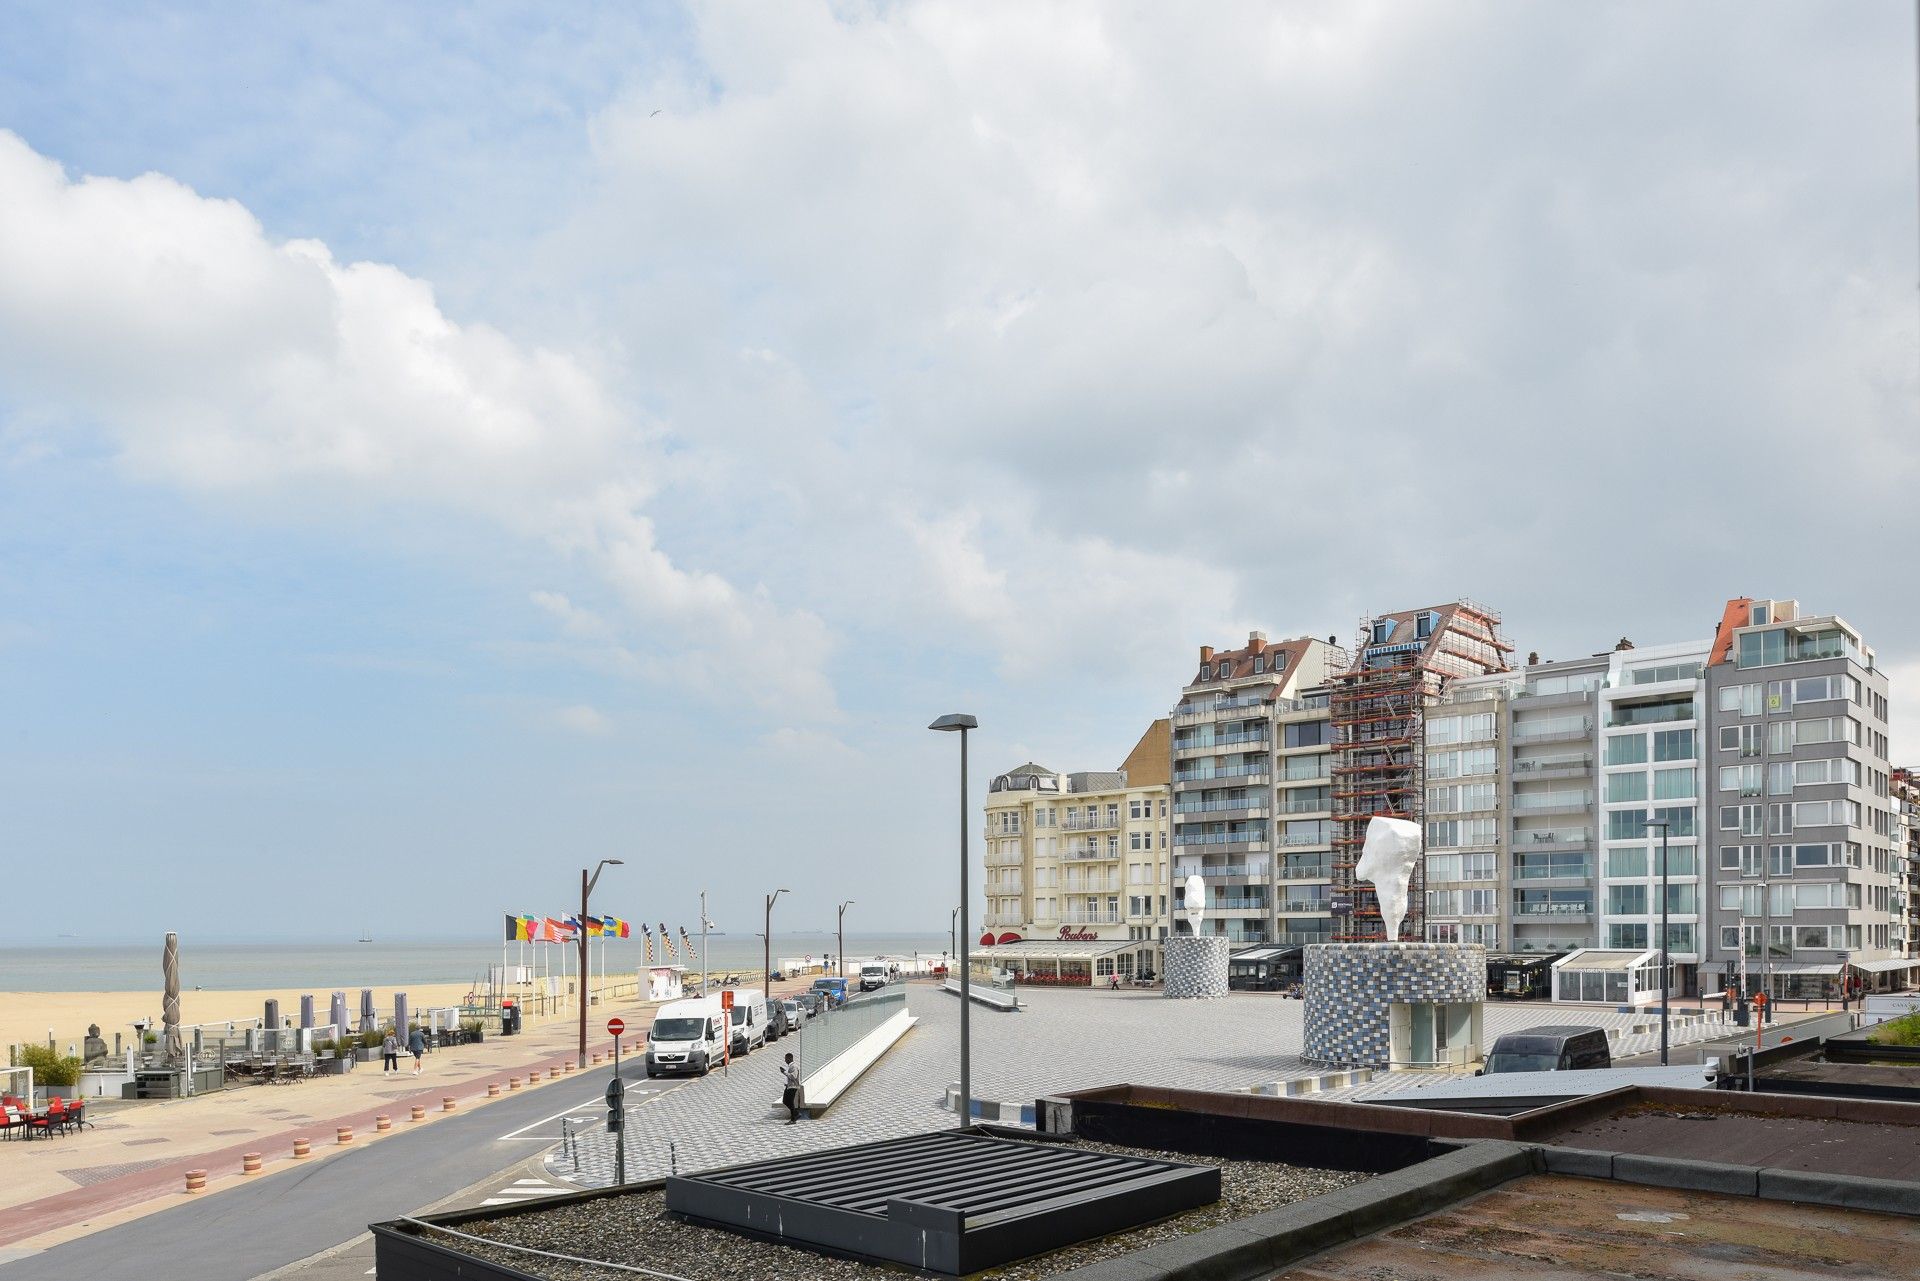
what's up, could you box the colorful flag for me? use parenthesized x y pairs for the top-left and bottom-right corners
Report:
(642, 925), (654, 964)
(586, 916), (604, 938)
(560, 913), (583, 937)
(543, 917), (569, 942)
(659, 923), (676, 961)
(604, 916), (631, 939)
(504, 913), (535, 942)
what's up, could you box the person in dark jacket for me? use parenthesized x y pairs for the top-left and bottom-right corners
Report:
(407, 1026), (427, 1075)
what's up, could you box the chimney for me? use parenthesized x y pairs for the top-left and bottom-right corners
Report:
(1615, 637), (1634, 651)
(1199, 646), (1214, 663)
(1248, 630), (1267, 652)
(1327, 635), (1337, 645)
(1527, 651), (1540, 666)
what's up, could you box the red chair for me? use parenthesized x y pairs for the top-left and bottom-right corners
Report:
(45, 1098), (70, 1135)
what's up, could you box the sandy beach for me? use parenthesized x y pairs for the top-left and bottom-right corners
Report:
(2, 982), (480, 1058)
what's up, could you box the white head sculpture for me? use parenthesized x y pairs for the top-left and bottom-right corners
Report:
(1356, 816), (1422, 943)
(1182, 873), (1206, 933)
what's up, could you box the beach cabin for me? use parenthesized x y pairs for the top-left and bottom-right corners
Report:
(646, 966), (686, 1002)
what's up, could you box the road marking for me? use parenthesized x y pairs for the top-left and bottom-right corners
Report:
(495, 1083), (678, 1140)
(480, 1178), (566, 1206)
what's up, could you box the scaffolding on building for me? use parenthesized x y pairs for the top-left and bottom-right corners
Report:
(1329, 600), (1511, 942)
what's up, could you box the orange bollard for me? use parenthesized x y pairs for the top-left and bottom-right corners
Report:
(562, 1060), (573, 1073)
(528, 1069), (541, 1083)
(336, 1126), (354, 1145)
(508, 1076), (521, 1090)
(410, 1104), (427, 1122)
(441, 1096), (456, 1112)
(292, 1137), (311, 1159)
(375, 1114), (392, 1132)
(487, 1082), (501, 1098)
(184, 1169), (207, 1194)
(591, 1052), (602, 1066)
(242, 1152), (262, 1176)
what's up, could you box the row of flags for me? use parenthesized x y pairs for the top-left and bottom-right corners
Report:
(503, 914), (699, 964)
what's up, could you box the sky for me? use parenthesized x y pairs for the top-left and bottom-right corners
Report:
(1, 2), (1917, 944)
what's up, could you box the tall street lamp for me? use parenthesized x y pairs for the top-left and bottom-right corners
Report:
(950, 906), (958, 965)
(579, 859), (624, 1064)
(1642, 817), (1671, 1066)
(763, 888), (789, 1001)
(837, 900), (856, 982)
(929, 712), (977, 1129)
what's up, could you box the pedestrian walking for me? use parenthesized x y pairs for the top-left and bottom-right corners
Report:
(381, 1030), (400, 1075)
(779, 1053), (800, 1125)
(407, 1026), (427, 1075)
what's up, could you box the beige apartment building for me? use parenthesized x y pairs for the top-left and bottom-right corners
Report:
(980, 721), (1171, 983)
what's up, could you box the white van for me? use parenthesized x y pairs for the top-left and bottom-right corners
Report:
(729, 995), (769, 1056)
(859, 962), (890, 992)
(645, 998), (726, 1078)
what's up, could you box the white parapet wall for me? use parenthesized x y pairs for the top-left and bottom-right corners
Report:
(797, 1006), (916, 1115)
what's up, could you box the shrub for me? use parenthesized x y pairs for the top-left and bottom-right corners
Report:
(18, 1044), (83, 1087)
(1868, 1012), (1920, 1047)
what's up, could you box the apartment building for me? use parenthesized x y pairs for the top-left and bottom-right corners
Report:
(1330, 601), (1513, 941)
(1896, 767), (1920, 958)
(1702, 598), (1908, 999)
(1420, 677), (1508, 952)
(1169, 633), (1342, 949)
(980, 721), (1171, 982)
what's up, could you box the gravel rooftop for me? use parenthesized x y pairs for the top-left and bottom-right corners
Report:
(408, 1138), (1369, 1280)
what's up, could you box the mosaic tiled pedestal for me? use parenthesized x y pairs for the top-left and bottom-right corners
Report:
(1162, 936), (1230, 999)
(1302, 942), (1485, 1067)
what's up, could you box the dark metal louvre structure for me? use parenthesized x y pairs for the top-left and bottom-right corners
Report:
(665, 1130), (1220, 1275)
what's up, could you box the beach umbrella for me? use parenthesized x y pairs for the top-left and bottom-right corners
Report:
(162, 932), (185, 1066)
(359, 989), (375, 1034)
(264, 998), (280, 1029)
(330, 991), (348, 1041)
(394, 992), (410, 1034)
(299, 994), (315, 1029)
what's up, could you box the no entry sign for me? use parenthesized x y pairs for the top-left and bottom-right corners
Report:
(606, 1017), (625, 1037)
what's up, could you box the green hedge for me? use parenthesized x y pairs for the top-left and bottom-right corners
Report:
(17, 1043), (83, 1087)
(1868, 1012), (1920, 1047)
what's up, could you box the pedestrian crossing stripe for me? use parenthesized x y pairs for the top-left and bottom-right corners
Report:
(480, 1178), (565, 1206)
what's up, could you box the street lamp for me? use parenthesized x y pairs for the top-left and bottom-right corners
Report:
(579, 859), (624, 1064)
(1642, 817), (1671, 1066)
(929, 712), (977, 1129)
(764, 888), (790, 1001)
(838, 900), (856, 983)
(950, 905), (958, 964)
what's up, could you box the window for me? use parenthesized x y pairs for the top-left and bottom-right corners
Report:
(1794, 925), (1835, 950)
(1793, 799), (1859, 828)
(1766, 762), (1794, 795)
(1791, 843), (1838, 867)
(1425, 818), (1497, 848)
(1606, 847), (1648, 877)
(1653, 767), (1696, 800)
(1793, 675), (1850, 704)
(1608, 923), (1650, 948)
(1426, 747), (1496, 778)
(1654, 729), (1694, 761)
(1663, 924), (1696, 952)
(1767, 803), (1794, 836)
(1719, 804), (1761, 835)
(1631, 662), (1701, 685)
(1427, 783), (1495, 813)
(1663, 884), (1697, 913)
(1719, 844), (1761, 875)
(1795, 757), (1859, 787)
(1283, 721), (1330, 749)
(1607, 884), (1648, 915)
(1605, 735), (1649, 765)
(1721, 764), (1763, 795)
(1719, 723), (1762, 757)
(1607, 772), (1648, 803)
(1608, 809), (1648, 840)
(1793, 717), (1851, 746)
(1652, 805), (1695, 837)
(1609, 699), (1694, 727)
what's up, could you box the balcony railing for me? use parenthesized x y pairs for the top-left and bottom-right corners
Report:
(1278, 861), (1333, 879)
(985, 851), (1023, 867)
(1519, 827), (1591, 844)
(1511, 792), (1594, 813)
(989, 879), (1025, 895)
(1513, 754), (1594, 773)
(1511, 719), (1593, 745)
(1512, 903), (1593, 917)
(1276, 797), (1332, 815)
(1173, 831), (1268, 849)
(1278, 933), (1335, 947)
(1279, 900), (1332, 913)
(983, 912), (1025, 928)
(1606, 702), (1694, 728)
(1175, 797), (1269, 815)
(1174, 764), (1270, 783)
(1063, 878), (1122, 894)
(1060, 910), (1123, 925)
(1276, 833), (1332, 847)
(1513, 863), (1590, 881)
(985, 822), (1024, 837)
(1060, 813), (1121, 831)
(1064, 847), (1120, 861)
(1179, 864), (1269, 879)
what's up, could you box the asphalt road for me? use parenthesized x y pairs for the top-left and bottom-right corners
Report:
(0, 1056), (682, 1281)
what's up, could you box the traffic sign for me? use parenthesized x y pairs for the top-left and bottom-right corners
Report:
(607, 1017), (625, 1037)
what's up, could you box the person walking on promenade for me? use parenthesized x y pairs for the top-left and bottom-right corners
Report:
(779, 1053), (800, 1125)
(381, 1030), (400, 1075)
(407, 1026), (427, 1075)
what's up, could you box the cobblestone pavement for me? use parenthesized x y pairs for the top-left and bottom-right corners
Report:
(555, 983), (1755, 1187)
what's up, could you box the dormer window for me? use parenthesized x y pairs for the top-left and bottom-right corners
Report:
(1415, 611), (1437, 639)
(1251, 656), (1263, 674)
(1752, 602), (1771, 625)
(1372, 620), (1392, 644)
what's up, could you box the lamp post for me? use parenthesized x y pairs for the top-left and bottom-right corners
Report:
(763, 888), (789, 1002)
(579, 859), (624, 1064)
(929, 712), (977, 1129)
(837, 900), (855, 983)
(1642, 818), (1671, 1066)
(950, 906), (958, 965)
(699, 891), (719, 996)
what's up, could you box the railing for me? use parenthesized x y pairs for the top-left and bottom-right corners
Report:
(983, 912), (1025, 927)
(1064, 847), (1120, 861)
(1175, 797), (1269, 815)
(1276, 797), (1332, 814)
(984, 851), (1022, 867)
(1513, 754), (1593, 772)
(1180, 863), (1268, 878)
(1063, 878), (1122, 894)
(1173, 831), (1268, 848)
(1276, 833), (1331, 847)
(985, 821), (1023, 837)
(1511, 719), (1592, 744)
(794, 986), (907, 1093)
(1174, 764), (1270, 782)
(1520, 827), (1591, 844)
(1607, 702), (1694, 727)
(1511, 792), (1594, 812)
(1278, 933), (1334, 947)
(1513, 862), (1591, 881)
(1278, 861), (1332, 879)
(987, 880), (1024, 895)
(1280, 900), (1332, 913)
(1207, 899), (1270, 913)
(1060, 910), (1123, 925)
(1060, 813), (1120, 831)
(1512, 903), (1593, 917)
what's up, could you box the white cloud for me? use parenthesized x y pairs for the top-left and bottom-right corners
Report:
(0, 130), (838, 718)
(553, 703), (613, 736)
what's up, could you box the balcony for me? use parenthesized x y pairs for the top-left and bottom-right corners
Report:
(1175, 797), (1270, 817)
(1173, 832), (1269, 851)
(985, 821), (1023, 838)
(1511, 791), (1594, 814)
(1278, 932), (1335, 947)
(1276, 833), (1331, 848)
(1511, 718), (1593, 746)
(1060, 909), (1123, 925)
(1512, 903), (1593, 918)
(1063, 878), (1122, 894)
(1278, 860), (1332, 879)
(985, 850), (1023, 867)
(1276, 797), (1332, 815)
(989, 878), (1025, 895)
(1606, 701), (1695, 728)
(1181, 864), (1269, 879)
(1518, 826), (1592, 845)
(1174, 763), (1270, 783)
(1063, 847), (1121, 861)
(1279, 900), (1332, 914)
(1173, 730), (1271, 757)
(984, 911), (1025, 928)
(1060, 813), (1121, 831)
(1513, 754), (1594, 778)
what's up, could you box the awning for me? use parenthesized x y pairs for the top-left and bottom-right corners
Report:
(1758, 961), (1843, 976)
(975, 939), (1136, 963)
(1230, 946), (1301, 963)
(1849, 957), (1919, 975)
(1552, 949), (1655, 972)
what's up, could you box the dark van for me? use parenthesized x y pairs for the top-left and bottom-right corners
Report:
(1483, 1025), (1611, 1074)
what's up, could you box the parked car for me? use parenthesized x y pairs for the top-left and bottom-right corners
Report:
(728, 995), (770, 1056)
(1483, 1025), (1611, 1074)
(795, 992), (825, 1019)
(782, 998), (804, 1028)
(766, 1000), (791, 1041)
(644, 998), (727, 1078)
(811, 977), (849, 1007)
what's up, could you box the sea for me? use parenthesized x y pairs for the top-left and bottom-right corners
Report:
(0, 933), (955, 992)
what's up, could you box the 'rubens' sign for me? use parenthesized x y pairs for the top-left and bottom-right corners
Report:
(1057, 926), (1098, 942)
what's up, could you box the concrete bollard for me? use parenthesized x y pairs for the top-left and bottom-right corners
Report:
(410, 1104), (427, 1122)
(591, 1052), (602, 1065)
(336, 1126), (354, 1145)
(242, 1152), (262, 1176)
(528, 1069), (541, 1083)
(375, 1114), (392, 1132)
(508, 1076), (521, 1090)
(488, 1082), (501, 1097)
(292, 1137), (311, 1159)
(184, 1169), (208, 1194)
(563, 1060), (573, 1073)
(441, 1096), (456, 1112)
